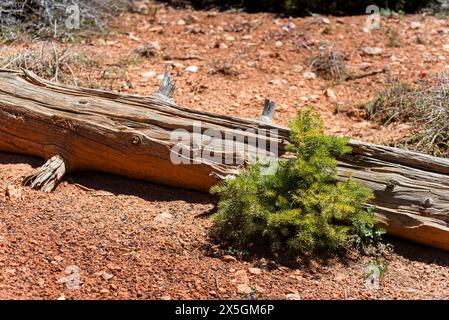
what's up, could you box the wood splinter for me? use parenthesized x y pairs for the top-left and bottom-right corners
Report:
(22, 155), (66, 193)
(157, 69), (175, 99)
(259, 99), (276, 122)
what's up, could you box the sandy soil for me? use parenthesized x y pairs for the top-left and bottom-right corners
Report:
(0, 4), (449, 299)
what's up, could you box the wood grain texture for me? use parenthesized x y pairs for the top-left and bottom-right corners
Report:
(0, 69), (448, 250)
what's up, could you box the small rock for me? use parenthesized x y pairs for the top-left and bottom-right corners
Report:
(100, 288), (110, 294)
(334, 274), (345, 282)
(135, 42), (160, 58)
(362, 47), (383, 56)
(177, 19), (186, 26)
(237, 284), (252, 295)
(57, 276), (68, 284)
(153, 212), (174, 226)
(173, 62), (185, 69)
(219, 43), (229, 49)
(410, 22), (422, 30)
(186, 65), (199, 73)
(286, 293), (301, 300)
(185, 14), (200, 24)
(292, 64), (304, 73)
(5, 185), (21, 201)
(321, 17), (331, 25)
(194, 279), (202, 291)
(222, 255), (237, 263)
(101, 272), (114, 281)
(247, 61), (256, 67)
(149, 26), (164, 33)
(325, 88), (337, 101)
(275, 41), (283, 48)
(283, 21), (296, 32)
(209, 290), (217, 296)
(54, 255), (64, 263)
(268, 79), (282, 85)
(161, 295), (171, 300)
(224, 35), (236, 41)
(303, 71), (316, 79)
(57, 295), (66, 300)
(443, 44), (449, 52)
(107, 264), (122, 272)
(248, 267), (262, 275)
(234, 270), (249, 285)
(142, 71), (157, 79)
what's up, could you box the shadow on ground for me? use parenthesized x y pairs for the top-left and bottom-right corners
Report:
(0, 151), (212, 204)
(2, 151), (448, 269)
(0, 151), (42, 168)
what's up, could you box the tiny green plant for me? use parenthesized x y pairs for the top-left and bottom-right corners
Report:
(363, 258), (389, 289)
(211, 109), (382, 257)
(351, 205), (386, 251)
(248, 286), (257, 300)
(380, 8), (405, 18)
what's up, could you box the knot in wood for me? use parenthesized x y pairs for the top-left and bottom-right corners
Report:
(385, 179), (398, 191)
(78, 99), (89, 105)
(422, 197), (433, 208)
(131, 135), (142, 145)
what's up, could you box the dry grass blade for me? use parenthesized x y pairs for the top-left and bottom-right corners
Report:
(309, 50), (347, 81)
(0, 0), (128, 41)
(365, 74), (449, 157)
(1, 42), (92, 86)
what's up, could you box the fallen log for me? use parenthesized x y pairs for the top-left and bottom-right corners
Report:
(0, 69), (448, 251)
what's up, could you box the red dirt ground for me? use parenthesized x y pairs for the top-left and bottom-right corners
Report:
(1, 4), (449, 299)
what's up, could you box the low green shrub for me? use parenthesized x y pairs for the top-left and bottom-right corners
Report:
(211, 109), (382, 256)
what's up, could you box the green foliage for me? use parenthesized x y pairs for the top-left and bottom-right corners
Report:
(211, 109), (380, 256)
(363, 257), (389, 280)
(351, 206), (386, 250)
(182, 0), (433, 15)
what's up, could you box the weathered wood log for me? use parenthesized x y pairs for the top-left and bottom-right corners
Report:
(338, 142), (449, 251)
(0, 69), (287, 192)
(0, 69), (448, 251)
